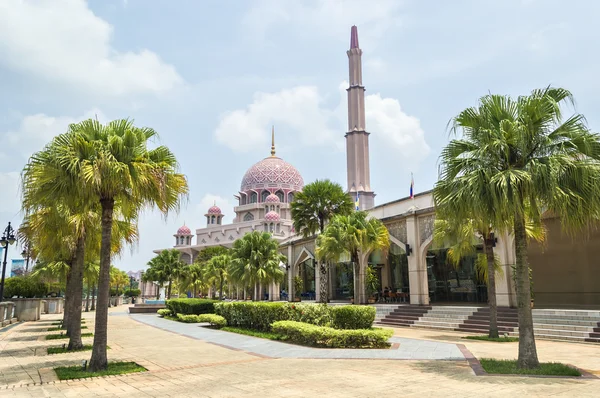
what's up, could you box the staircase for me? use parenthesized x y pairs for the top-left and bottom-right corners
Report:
(377, 305), (600, 343)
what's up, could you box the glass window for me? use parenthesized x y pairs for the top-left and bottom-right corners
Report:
(288, 192), (294, 203)
(211, 215), (215, 224)
(261, 191), (269, 202)
(275, 190), (284, 202)
(250, 192), (258, 203)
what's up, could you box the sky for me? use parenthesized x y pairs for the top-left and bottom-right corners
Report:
(0, 0), (599, 271)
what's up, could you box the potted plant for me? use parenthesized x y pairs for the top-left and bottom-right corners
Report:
(365, 266), (380, 304)
(293, 276), (303, 302)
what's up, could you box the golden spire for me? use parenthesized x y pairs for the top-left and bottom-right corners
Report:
(270, 125), (276, 157)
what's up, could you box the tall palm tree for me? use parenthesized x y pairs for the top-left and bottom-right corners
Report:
(146, 249), (186, 299)
(205, 254), (230, 300)
(228, 231), (286, 300)
(84, 262), (99, 312)
(178, 263), (206, 298)
(316, 211), (390, 304)
(439, 87), (600, 368)
(291, 179), (354, 303)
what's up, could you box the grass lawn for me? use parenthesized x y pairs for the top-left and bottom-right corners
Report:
(221, 326), (286, 341)
(48, 326), (88, 332)
(480, 359), (581, 376)
(46, 333), (93, 340)
(50, 321), (86, 326)
(464, 335), (519, 342)
(48, 345), (93, 354)
(54, 362), (146, 380)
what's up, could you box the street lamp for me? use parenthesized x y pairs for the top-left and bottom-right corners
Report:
(0, 222), (17, 302)
(20, 241), (31, 274)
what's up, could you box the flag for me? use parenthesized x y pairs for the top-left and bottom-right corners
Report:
(355, 192), (360, 210)
(409, 174), (414, 199)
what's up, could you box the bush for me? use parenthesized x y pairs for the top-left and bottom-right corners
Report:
(214, 302), (374, 331)
(3, 276), (47, 299)
(166, 298), (217, 315)
(125, 289), (141, 297)
(157, 309), (172, 317)
(330, 305), (375, 329)
(271, 321), (392, 348)
(177, 314), (200, 323)
(197, 314), (227, 328)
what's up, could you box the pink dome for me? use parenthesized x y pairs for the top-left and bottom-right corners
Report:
(177, 225), (191, 235)
(207, 205), (222, 215)
(265, 193), (280, 203)
(241, 157), (304, 192)
(264, 211), (280, 222)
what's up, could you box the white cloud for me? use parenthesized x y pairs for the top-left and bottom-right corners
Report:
(243, 0), (403, 48)
(196, 194), (234, 225)
(0, 0), (183, 96)
(215, 82), (430, 166)
(4, 109), (106, 159)
(214, 86), (341, 153)
(0, 172), (21, 217)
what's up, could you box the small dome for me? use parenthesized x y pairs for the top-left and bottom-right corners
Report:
(265, 193), (280, 203)
(207, 205), (222, 215)
(264, 211), (280, 222)
(177, 225), (191, 235)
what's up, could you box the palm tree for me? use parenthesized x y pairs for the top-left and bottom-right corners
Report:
(316, 211), (390, 304)
(291, 179), (354, 303)
(439, 87), (600, 368)
(84, 262), (99, 312)
(228, 231), (286, 300)
(178, 263), (206, 298)
(205, 254), (230, 300)
(146, 249), (186, 299)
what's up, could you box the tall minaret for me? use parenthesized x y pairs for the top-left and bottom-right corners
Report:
(346, 25), (375, 210)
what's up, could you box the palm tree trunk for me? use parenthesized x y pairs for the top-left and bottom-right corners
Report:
(318, 262), (328, 304)
(88, 197), (115, 372)
(219, 274), (224, 301)
(156, 284), (160, 300)
(514, 211), (539, 369)
(68, 235), (85, 350)
(167, 279), (172, 299)
(91, 285), (96, 311)
(63, 267), (73, 331)
(483, 236), (499, 338)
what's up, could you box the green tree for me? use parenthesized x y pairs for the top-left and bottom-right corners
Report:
(84, 262), (99, 312)
(438, 87), (600, 368)
(291, 179), (354, 303)
(316, 211), (390, 304)
(177, 263), (206, 298)
(146, 249), (186, 299)
(228, 231), (286, 300)
(205, 254), (230, 300)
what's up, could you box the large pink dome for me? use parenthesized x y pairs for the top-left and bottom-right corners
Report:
(241, 157), (304, 192)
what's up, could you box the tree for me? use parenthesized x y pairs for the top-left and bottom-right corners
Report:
(84, 262), (99, 312)
(178, 263), (208, 298)
(291, 179), (354, 303)
(316, 211), (390, 304)
(110, 267), (129, 297)
(228, 231), (286, 300)
(438, 87), (600, 368)
(146, 249), (186, 299)
(205, 254), (230, 300)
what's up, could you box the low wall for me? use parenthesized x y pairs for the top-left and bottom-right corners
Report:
(129, 303), (166, 314)
(0, 302), (18, 326)
(12, 298), (43, 321)
(43, 298), (64, 314)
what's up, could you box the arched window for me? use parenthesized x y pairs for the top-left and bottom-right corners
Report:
(288, 192), (294, 203)
(211, 215), (215, 224)
(241, 196), (246, 205)
(265, 206), (269, 213)
(269, 223), (274, 232)
(250, 192), (258, 203)
(243, 212), (254, 222)
(264, 223), (268, 232)
(270, 205), (275, 212)
(275, 190), (284, 202)
(261, 191), (269, 202)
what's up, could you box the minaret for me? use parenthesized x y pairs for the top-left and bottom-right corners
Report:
(346, 25), (375, 210)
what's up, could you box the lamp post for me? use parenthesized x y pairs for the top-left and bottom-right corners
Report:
(20, 242), (31, 274)
(0, 222), (17, 302)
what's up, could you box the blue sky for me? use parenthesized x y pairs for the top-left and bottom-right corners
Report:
(0, 0), (598, 271)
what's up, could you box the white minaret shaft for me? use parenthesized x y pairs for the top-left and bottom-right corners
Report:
(346, 25), (375, 210)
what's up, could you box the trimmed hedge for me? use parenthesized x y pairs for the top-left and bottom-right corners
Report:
(157, 309), (172, 317)
(330, 305), (375, 329)
(271, 321), (392, 348)
(166, 299), (217, 315)
(214, 302), (374, 331)
(175, 313), (227, 328)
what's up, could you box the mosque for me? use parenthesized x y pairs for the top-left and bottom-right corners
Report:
(159, 26), (600, 310)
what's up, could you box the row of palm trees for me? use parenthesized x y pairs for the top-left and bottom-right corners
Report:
(21, 119), (188, 371)
(434, 87), (600, 369)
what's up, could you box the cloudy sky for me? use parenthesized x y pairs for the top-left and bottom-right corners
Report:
(1, 0), (598, 271)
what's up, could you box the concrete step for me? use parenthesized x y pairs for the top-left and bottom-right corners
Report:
(413, 320), (463, 328)
(533, 310), (600, 317)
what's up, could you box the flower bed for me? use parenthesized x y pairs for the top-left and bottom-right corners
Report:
(271, 321), (392, 348)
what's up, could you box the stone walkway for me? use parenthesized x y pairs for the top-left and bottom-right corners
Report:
(131, 314), (465, 360)
(0, 307), (598, 397)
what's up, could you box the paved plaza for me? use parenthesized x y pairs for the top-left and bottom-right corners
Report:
(0, 306), (599, 397)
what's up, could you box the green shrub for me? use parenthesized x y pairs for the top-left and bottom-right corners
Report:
(330, 305), (375, 329)
(271, 321), (392, 348)
(197, 314), (227, 328)
(166, 298), (217, 315)
(157, 309), (172, 317)
(176, 314), (200, 323)
(214, 302), (290, 331)
(3, 276), (47, 299)
(125, 289), (141, 297)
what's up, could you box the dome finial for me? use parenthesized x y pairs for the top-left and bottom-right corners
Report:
(270, 125), (276, 157)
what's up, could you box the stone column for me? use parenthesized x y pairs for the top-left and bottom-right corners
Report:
(407, 214), (430, 305)
(494, 232), (517, 307)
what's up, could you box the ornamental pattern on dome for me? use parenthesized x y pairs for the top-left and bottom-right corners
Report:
(264, 211), (281, 222)
(265, 193), (280, 203)
(241, 157), (304, 192)
(177, 225), (191, 235)
(207, 205), (222, 215)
